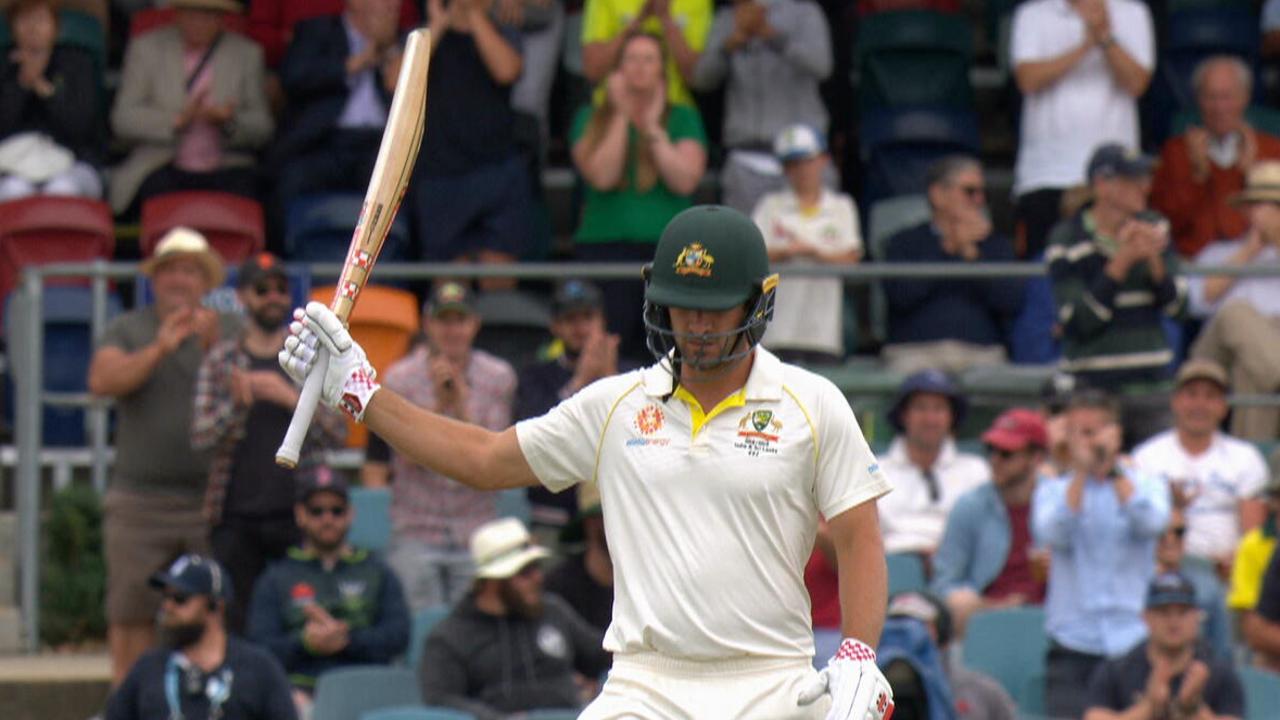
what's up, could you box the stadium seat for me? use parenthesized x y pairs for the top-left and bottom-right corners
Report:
(855, 10), (973, 110)
(407, 605), (452, 672)
(561, 10), (584, 76)
(471, 289), (552, 370)
(525, 711), (581, 720)
(363, 707), (474, 720)
(284, 193), (413, 264)
(312, 667), (422, 720)
(0, 197), (115, 317)
(962, 606), (1048, 712)
(348, 487), (392, 554)
(496, 488), (532, 525)
(886, 552), (927, 596)
(1242, 665), (1280, 720)
(867, 194), (932, 262)
(310, 285), (419, 448)
(4, 285), (122, 446)
(129, 6), (249, 37)
(141, 191), (265, 266)
(859, 106), (980, 205)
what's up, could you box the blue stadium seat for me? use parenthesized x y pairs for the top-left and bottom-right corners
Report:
(1241, 666), (1280, 720)
(285, 194), (413, 263)
(348, 487), (392, 554)
(962, 606), (1048, 713)
(4, 286), (122, 446)
(886, 552), (927, 596)
(408, 605), (452, 673)
(363, 707), (474, 720)
(859, 107), (980, 204)
(312, 667), (422, 720)
(855, 10), (974, 110)
(525, 710), (581, 720)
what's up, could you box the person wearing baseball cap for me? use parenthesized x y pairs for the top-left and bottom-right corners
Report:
(194, 252), (346, 635)
(932, 408), (1049, 635)
(107, 553), (299, 720)
(879, 369), (989, 556)
(1049, 140), (1187, 402)
(90, 225), (245, 685)
(245, 464), (410, 705)
(751, 123), (862, 363)
(1084, 571), (1245, 719)
(419, 518), (611, 716)
(1183, 160), (1280, 441)
(1133, 358), (1269, 574)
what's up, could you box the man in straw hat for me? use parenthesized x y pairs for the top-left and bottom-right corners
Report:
(109, 0), (273, 215)
(89, 227), (239, 685)
(1186, 160), (1280, 440)
(420, 517), (610, 716)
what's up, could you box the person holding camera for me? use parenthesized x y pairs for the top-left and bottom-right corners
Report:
(1032, 389), (1172, 720)
(106, 554), (297, 720)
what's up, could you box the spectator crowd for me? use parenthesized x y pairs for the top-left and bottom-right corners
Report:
(3, 0), (1280, 716)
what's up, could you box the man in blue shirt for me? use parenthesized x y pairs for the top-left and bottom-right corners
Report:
(1033, 389), (1171, 720)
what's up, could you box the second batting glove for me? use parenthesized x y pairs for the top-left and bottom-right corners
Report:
(279, 302), (380, 421)
(798, 638), (895, 720)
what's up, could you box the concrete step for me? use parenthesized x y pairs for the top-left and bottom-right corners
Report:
(0, 652), (110, 720)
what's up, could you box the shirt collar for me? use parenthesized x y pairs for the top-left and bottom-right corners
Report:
(887, 436), (958, 468)
(640, 346), (785, 401)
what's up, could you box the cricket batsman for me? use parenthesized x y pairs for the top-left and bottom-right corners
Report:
(280, 205), (895, 719)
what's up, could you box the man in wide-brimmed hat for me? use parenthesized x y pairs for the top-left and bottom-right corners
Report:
(89, 227), (240, 686)
(1186, 160), (1280, 439)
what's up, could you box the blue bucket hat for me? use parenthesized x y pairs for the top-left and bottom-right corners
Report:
(888, 369), (967, 433)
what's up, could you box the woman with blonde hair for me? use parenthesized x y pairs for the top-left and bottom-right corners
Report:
(570, 31), (707, 360)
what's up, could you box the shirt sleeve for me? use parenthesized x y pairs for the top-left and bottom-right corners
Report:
(569, 104), (594, 144)
(1238, 444), (1269, 500)
(1114, 1), (1155, 71)
(96, 314), (134, 351)
(103, 663), (142, 720)
(1084, 658), (1124, 711)
(516, 377), (630, 493)
(834, 195), (863, 254)
(810, 377), (892, 519)
(1226, 533), (1263, 610)
(254, 649), (301, 720)
(1032, 475), (1077, 550)
(1256, 547), (1280, 623)
(679, 0), (713, 52)
(581, 0), (620, 44)
(667, 104), (707, 145)
(1009, 4), (1047, 66)
(1205, 658), (1246, 717)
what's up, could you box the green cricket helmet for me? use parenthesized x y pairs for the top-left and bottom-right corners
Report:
(642, 205), (778, 371)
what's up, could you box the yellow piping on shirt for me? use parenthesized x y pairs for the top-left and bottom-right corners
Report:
(782, 385), (819, 468)
(592, 380), (644, 483)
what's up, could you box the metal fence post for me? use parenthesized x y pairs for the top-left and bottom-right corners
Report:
(89, 260), (110, 494)
(14, 268), (44, 653)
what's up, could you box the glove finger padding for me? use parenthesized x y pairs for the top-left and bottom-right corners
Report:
(796, 668), (831, 706)
(806, 638), (894, 720)
(304, 301), (353, 355)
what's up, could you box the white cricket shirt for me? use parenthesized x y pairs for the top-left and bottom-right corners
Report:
(516, 348), (891, 661)
(1133, 430), (1267, 561)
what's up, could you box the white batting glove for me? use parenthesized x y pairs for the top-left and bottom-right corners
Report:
(278, 302), (380, 421)
(798, 638), (895, 720)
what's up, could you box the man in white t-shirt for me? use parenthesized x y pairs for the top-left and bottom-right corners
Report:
(753, 124), (862, 364)
(1010, 0), (1154, 260)
(1187, 161), (1280, 440)
(280, 205), (896, 720)
(1133, 359), (1267, 573)
(878, 370), (990, 556)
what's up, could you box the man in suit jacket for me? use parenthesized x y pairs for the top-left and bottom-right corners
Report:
(109, 0), (273, 215)
(272, 0), (403, 228)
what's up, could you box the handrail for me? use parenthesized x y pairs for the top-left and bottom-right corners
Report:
(12, 258), (1280, 652)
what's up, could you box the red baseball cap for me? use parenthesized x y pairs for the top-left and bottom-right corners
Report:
(981, 408), (1048, 452)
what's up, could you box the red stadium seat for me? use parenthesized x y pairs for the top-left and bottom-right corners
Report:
(129, 7), (249, 37)
(141, 191), (265, 265)
(0, 196), (115, 307)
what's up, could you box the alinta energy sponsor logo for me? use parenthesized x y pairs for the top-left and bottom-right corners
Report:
(628, 403), (671, 447)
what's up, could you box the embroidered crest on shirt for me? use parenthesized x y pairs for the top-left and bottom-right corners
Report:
(735, 409), (782, 456)
(537, 624), (569, 659)
(673, 243), (715, 277)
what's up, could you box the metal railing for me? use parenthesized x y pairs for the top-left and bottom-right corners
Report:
(10, 258), (1280, 651)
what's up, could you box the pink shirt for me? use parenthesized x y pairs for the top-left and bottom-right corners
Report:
(174, 45), (224, 173)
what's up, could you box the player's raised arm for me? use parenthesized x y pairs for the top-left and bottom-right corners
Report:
(279, 302), (540, 492)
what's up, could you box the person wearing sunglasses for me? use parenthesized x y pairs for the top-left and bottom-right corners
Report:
(106, 554), (298, 720)
(931, 407), (1050, 637)
(192, 253), (347, 635)
(881, 154), (1024, 377)
(246, 468), (410, 715)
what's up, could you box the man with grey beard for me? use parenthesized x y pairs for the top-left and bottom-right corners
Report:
(420, 518), (611, 719)
(106, 554), (297, 720)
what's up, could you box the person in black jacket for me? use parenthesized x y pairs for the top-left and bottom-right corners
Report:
(0, 0), (105, 200)
(421, 517), (611, 719)
(881, 155), (1024, 375)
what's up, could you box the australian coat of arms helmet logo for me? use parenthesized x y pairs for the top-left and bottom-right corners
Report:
(673, 243), (715, 277)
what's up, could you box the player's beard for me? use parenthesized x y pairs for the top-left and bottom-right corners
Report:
(499, 580), (543, 621)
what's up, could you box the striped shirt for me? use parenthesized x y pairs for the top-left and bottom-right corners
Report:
(1046, 210), (1187, 386)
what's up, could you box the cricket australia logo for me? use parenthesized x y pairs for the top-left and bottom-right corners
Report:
(735, 409), (782, 457)
(673, 243), (715, 277)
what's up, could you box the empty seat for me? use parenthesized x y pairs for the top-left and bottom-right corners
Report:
(285, 193), (413, 263)
(407, 605), (452, 672)
(348, 487), (392, 553)
(886, 552), (927, 596)
(310, 285), (419, 447)
(855, 10), (973, 110)
(0, 197), (115, 312)
(141, 191), (265, 266)
(363, 707), (474, 720)
(962, 606), (1048, 712)
(859, 106), (979, 204)
(5, 285), (122, 446)
(312, 666), (422, 720)
(1241, 665), (1280, 720)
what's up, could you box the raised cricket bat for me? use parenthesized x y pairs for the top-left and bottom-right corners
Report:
(275, 28), (432, 468)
